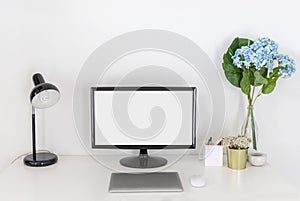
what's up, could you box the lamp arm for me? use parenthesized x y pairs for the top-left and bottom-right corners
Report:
(32, 106), (36, 161)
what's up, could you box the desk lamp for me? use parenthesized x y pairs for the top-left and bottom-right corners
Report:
(23, 73), (61, 167)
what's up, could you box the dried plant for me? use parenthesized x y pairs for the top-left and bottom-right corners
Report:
(221, 135), (251, 149)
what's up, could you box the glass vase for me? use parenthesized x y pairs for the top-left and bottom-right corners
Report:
(241, 106), (258, 150)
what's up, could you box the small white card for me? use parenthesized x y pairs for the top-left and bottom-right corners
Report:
(204, 145), (223, 166)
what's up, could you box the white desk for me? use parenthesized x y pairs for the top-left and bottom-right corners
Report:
(0, 155), (299, 201)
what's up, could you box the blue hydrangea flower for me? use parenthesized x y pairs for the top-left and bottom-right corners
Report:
(232, 49), (243, 68)
(231, 37), (278, 71)
(277, 54), (296, 78)
(250, 37), (278, 71)
(232, 46), (256, 69)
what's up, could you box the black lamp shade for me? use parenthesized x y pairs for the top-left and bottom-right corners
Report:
(30, 73), (60, 109)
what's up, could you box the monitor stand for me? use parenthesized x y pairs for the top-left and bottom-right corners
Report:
(120, 149), (167, 168)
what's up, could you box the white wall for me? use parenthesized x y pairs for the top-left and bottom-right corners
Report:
(1, 0), (300, 188)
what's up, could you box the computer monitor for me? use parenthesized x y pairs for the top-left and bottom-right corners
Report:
(91, 86), (196, 168)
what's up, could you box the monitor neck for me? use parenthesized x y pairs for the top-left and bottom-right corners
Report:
(139, 149), (148, 159)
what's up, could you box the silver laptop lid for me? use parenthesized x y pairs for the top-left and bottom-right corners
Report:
(109, 172), (183, 193)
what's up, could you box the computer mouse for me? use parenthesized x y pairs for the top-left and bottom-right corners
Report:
(190, 175), (206, 188)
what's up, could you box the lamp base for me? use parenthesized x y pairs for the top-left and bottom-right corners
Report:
(23, 152), (58, 167)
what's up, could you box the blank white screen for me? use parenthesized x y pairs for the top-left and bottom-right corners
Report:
(93, 89), (194, 146)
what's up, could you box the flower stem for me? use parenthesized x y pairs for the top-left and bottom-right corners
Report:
(243, 77), (256, 137)
(250, 108), (257, 150)
(243, 106), (251, 136)
(252, 89), (262, 106)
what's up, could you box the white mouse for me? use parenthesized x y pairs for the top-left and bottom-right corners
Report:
(190, 175), (206, 188)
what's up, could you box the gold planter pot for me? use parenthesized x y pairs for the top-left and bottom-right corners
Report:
(227, 148), (248, 170)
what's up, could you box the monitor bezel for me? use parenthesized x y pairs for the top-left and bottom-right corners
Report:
(91, 86), (196, 149)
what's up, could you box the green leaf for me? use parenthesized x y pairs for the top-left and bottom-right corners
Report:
(227, 37), (240, 56)
(222, 37), (254, 88)
(254, 71), (268, 85)
(269, 67), (284, 78)
(223, 52), (233, 64)
(227, 37), (254, 57)
(237, 38), (253, 47)
(262, 78), (277, 94)
(259, 67), (268, 78)
(222, 63), (243, 87)
(249, 67), (268, 86)
(240, 71), (251, 96)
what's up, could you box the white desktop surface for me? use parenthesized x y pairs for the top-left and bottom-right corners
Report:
(0, 155), (299, 201)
